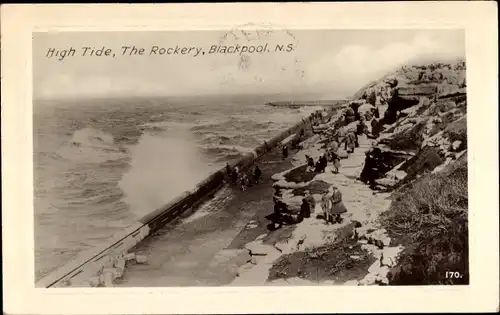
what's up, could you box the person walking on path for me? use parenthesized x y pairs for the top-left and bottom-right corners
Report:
(326, 186), (348, 224)
(321, 192), (331, 223)
(345, 131), (356, 153)
(331, 151), (341, 174)
(355, 118), (368, 147)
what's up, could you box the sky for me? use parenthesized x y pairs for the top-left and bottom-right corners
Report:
(33, 29), (465, 100)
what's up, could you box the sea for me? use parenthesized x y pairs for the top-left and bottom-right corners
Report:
(34, 95), (324, 281)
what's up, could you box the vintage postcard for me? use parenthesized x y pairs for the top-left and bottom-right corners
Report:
(2, 2), (499, 314)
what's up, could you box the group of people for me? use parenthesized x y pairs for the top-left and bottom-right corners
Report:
(225, 163), (262, 191)
(270, 189), (315, 229)
(270, 185), (348, 228)
(268, 100), (384, 229)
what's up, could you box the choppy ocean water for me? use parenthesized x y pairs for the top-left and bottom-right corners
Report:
(34, 96), (321, 281)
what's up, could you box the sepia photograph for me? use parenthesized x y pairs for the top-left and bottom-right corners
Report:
(2, 2), (499, 314)
(33, 29), (469, 288)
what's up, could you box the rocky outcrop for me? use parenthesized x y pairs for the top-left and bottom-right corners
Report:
(359, 146), (413, 187)
(352, 59), (468, 285)
(88, 252), (148, 287)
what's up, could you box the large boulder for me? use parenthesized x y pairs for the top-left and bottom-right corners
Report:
(359, 146), (413, 185)
(397, 146), (445, 183)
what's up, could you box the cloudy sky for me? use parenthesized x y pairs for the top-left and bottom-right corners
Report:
(33, 29), (465, 100)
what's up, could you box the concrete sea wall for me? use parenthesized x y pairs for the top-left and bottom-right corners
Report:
(36, 104), (344, 288)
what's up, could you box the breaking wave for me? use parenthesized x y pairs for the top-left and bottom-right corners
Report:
(118, 131), (220, 218)
(57, 128), (127, 164)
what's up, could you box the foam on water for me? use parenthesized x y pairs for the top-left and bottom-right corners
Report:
(57, 128), (127, 164)
(118, 129), (220, 218)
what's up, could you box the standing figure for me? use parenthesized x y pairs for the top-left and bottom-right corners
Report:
(225, 162), (233, 183)
(253, 165), (262, 184)
(345, 131), (356, 153)
(321, 192), (331, 223)
(355, 119), (367, 147)
(231, 166), (240, 184)
(282, 145), (289, 159)
(330, 139), (339, 154)
(331, 152), (341, 174)
(371, 118), (382, 139)
(328, 186), (348, 224)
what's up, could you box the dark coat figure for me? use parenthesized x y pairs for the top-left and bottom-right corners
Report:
(371, 119), (382, 138)
(315, 155), (328, 173)
(225, 163), (233, 182)
(282, 145), (289, 159)
(253, 165), (262, 184)
(320, 154), (328, 168)
(230, 166), (238, 184)
(356, 121), (367, 135)
(271, 198), (291, 228)
(300, 199), (311, 219)
(304, 193), (316, 210)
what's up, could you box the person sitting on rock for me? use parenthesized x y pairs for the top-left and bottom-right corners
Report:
(314, 154), (328, 173)
(272, 197), (295, 228)
(300, 198), (311, 220)
(304, 190), (316, 211)
(271, 197), (285, 229)
(253, 165), (262, 184)
(305, 155), (315, 172)
(306, 155), (315, 167)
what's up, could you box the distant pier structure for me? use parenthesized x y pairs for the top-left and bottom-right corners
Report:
(265, 100), (348, 109)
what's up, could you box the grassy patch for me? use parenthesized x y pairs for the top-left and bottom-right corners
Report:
(398, 146), (445, 183)
(381, 156), (468, 285)
(292, 180), (332, 196)
(283, 165), (317, 183)
(267, 238), (375, 283)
